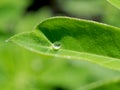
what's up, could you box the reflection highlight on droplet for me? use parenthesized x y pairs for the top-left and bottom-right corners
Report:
(52, 41), (61, 51)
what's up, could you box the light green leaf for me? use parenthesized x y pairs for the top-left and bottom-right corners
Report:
(107, 0), (120, 9)
(9, 17), (120, 70)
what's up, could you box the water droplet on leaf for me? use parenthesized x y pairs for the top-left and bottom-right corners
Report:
(52, 42), (61, 50)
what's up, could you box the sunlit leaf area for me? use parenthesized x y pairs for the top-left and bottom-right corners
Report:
(0, 0), (120, 90)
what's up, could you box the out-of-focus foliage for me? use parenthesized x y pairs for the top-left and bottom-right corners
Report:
(15, 7), (52, 33)
(0, 0), (120, 90)
(0, 0), (29, 34)
(58, 0), (105, 17)
(107, 0), (120, 9)
(103, 3), (120, 27)
(78, 78), (120, 90)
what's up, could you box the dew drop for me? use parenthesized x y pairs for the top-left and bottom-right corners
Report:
(52, 42), (61, 50)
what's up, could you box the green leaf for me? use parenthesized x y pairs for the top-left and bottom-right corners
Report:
(107, 0), (120, 9)
(8, 17), (120, 71)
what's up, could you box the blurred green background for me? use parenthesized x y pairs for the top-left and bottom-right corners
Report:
(0, 0), (120, 90)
